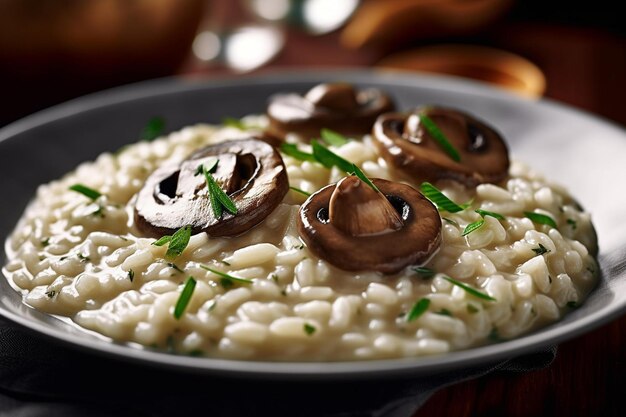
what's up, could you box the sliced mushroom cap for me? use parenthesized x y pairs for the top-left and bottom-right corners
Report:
(298, 176), (441, 274)
(134, 138), (288, 238)
(373, 107), (510, 186)
(266, 83), (395, 141)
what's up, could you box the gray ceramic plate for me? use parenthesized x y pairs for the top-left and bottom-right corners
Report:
(1, 70), (625, 379)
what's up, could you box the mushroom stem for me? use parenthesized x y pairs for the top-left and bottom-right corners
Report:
(329, 176), (403, 236)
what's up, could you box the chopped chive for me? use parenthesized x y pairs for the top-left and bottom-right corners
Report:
(567, 219), (577, 230)
(203, 164), (238, 217)
(442, 217), (459, 227)
(320, 128), (348, 146)
(69, 184), (101, 201)
(279, 143), (317, 162)
(222, 117), (247, 130)
(311, 140), (353, 173)
(443, 276), (496, 301)
(128, 269), (135, 282)
(407, 298), (430, 322)
(220, 260), (231, 266)
(167, 263), (184, 273)
(41, 237), (50, 247)
(524, 211), (558, 229)
(45, 289), (56, 298)
(350, 164), (380, 193)
(303, 323), (316, 336)
(173, 276), (196, 319)
(418, 114), (461, 162)
(475, 209), (505, 220)
(462, 219), (485, 236)
(289, 186), (312, 197)
(200, 265), (253, 286)
(412, 266), (436, 279)
(435, 308), (453, 317)
(140, 116), (165, 141)
(467, 303), (480, 314)
(531, 243), (550, 256)
(420, 182), (469, 213)
(152, 235), (172, 247)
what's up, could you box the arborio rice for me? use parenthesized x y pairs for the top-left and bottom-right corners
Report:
(2, 116), (598, 361)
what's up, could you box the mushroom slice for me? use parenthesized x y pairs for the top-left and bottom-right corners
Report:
(373, 107), (510, 186)
(266, 83), (395, 141)
(134, 138), (288, 238)
(298, 176), (441, 274)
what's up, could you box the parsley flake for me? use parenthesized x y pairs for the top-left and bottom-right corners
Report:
(128, 269), (135, 282)
(140, 116), (165, 141)
(531, 243), (550, 256)
(303, 323), (316, 335)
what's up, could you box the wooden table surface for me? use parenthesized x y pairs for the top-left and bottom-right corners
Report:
(1, 7), (624, 416)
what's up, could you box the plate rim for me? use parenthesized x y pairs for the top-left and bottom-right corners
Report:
(1, 69), (625, 379)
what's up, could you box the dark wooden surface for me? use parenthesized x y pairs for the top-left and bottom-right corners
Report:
(1, 4), (624, 416)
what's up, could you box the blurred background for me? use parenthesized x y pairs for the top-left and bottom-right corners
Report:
(1, 0), (624, 127)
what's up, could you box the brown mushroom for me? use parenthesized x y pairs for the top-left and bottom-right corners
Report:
(266, 83), (395, 141)
(134, 138), (288, 238)
(372, 107), (510, 186)
(298, 176), (441, 274)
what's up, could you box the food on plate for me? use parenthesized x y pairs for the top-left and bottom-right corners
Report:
(2, 83), (598, 361)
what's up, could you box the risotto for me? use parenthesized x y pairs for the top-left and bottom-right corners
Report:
(2, 84), (598, 361)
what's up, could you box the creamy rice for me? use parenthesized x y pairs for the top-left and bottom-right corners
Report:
(2, 116), (598, 360)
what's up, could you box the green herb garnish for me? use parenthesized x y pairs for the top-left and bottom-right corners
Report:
(289, 186), (312, 197)
(407, 298), (430, 322)
(69, 184), (101, 201)
(418, 114), (461, 162)
(488, 328), (502, 342)
(128, 269), (135, 282)
(152, 225), (192, 260)
(531, 243), (550, 256)
(320, 128), (348, 146)
(311, 140), (353, 173)
(566, 301), (579, 309)
(77, 253), (90, 263)
(173, 276), (196, 319)
(567, 219), (577, 230)
(412, 266), (436, 279)
(45, 289), (56, 298)
(303, 323), (316, 336)
(420, 182), (469, 213)
(442, 217), (459, 227)
(350, 164), (380, 193)
(222, 117), (247, 130)
(167, 263), (185, 273)
(475, 209), (505, 220)
(467, 303), (480, 314)
(141, 116), (165, 141)
(203, 163), (238, 218)
(41, 237), (50, 247)
(279, 143), (317, 162)
(443, 276), (496, 301)
(200, 265), (253, 287)
(462, 219), (485, 236)
(524, 211), (558, 229)
(435, 308), (453, 317)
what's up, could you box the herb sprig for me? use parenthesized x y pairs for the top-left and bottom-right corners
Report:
(141, 116), (165, 142)
(462, 209), (506, 236)
(200, 265), (253, 288)
(420, 182), (470, 213)
(201, 163), (238, 218)
(418, 114), (461, 162)
(443, 276), (496, 301)
(524, 211), (557, 229)
(407, 298), (431, 322)
(289, 186), (312, 197)
(174, 276), (196, 319)
(152, 225), (192, 260)
(320, 129), (348, 146)
(69, 184), (101, 201)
